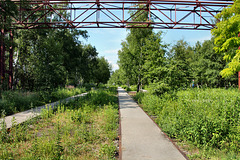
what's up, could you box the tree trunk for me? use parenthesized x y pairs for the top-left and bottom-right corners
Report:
(137, 73), (140, 92)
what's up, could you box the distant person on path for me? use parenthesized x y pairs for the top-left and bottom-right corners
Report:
(191, 79), (195, 88)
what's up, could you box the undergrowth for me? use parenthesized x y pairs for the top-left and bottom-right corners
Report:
(134, 88), (240, 159)
(0, 87), (87, 116)
(121, 85), (138, 91)
(0, 87), (119, 159)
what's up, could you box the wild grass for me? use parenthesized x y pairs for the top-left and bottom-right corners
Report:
(0, 87), (87, 116)
(121, 85), (138, 91)
(134, 88), (240, 159)
(0, 87), (119, 159)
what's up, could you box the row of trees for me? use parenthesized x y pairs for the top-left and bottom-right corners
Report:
(109, 2), (239, 94)
(13, 29), (111, 90)
(1, 0), (111, 91)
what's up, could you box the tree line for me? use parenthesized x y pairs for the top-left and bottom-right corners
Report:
(0, 0), (111, 91)
(109, 2), (239, 94)
(13, 29), (111, 90)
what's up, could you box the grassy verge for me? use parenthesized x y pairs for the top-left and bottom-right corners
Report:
(133, 88), (240, 159)
(0, 87), (119, 159)
(0, 87), (87, 116)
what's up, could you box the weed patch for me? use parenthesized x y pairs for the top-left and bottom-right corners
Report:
(0, 87), (87, 117)
(135, 88), (240, 159)
(0, 87), (119, 159)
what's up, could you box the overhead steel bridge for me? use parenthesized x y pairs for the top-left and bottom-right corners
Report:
(8, 0), (233, 30)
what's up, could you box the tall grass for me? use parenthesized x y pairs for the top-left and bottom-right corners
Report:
(121, 85), (138, 91)
(0, 87), (87, 116)
(0, 87), (119, 159)
(134, 88), (240, 159)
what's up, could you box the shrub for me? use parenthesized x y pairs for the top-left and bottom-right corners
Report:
(147, 82), (171, 96)
(0, 87), (87, 116)
(136, 88), (240, 158)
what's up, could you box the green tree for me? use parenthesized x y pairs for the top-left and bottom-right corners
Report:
(167, 40), (194, 89)
(0, 0), (18, 90)
(93, 57), (111, 85)
(33, 31), (67, 89)
(15, 28), (94, 90)
(80, 44), (98, 83)
(190, 39), (237, 87)
(0, 0), (18, 30)
(53, 29), (88, 85)
(108, 69), (127, 85)
(211, 0), (240, 77)
(117, 41), (137, 86)
(118, 4), (153, 91)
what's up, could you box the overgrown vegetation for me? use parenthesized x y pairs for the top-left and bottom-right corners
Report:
(0, 87), (87, 116)
(120, 85), (138, 91)
(108, 3), (239, 93)
(134, 88), (240, 159)
(0, 87), (119, 159)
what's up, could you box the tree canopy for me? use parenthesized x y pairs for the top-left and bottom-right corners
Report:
(108, 3), (238, 93)
(211, 0), (240, 77)
(1, 1), (111, 91)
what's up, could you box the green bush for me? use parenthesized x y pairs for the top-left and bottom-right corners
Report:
(86, 89), (118, 107)
(0, 87), (87, 116)
(121, 85), (128, 90)
(147, 82), (171, 96)
(130, 85), (137, 91)
(0, 91), (41, 115)
(49, 87), (86, 102)
(136, 88), (240, 158)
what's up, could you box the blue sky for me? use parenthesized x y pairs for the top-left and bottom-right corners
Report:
(81, 28), (212, 71)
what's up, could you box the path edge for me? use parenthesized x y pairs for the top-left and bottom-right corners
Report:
(126, 90), (190, 160)
(118, 89), (122, 160)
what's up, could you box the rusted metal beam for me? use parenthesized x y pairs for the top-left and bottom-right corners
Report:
(9, 0), (232, 29)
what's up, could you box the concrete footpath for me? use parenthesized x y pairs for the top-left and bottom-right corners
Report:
(0, 93), (87, 129)
(118, 87), (186, 160)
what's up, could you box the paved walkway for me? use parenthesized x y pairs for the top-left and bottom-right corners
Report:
(118, 87), (186, 160)
(0, 93), (87, 129)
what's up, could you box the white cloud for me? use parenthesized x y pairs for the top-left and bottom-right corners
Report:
(112, 64), (119, 71)
(108, 61), (119, 71)
(103, 49), (120, 54)
(104, 54), (119, 71)
(189, 35), (211, 44)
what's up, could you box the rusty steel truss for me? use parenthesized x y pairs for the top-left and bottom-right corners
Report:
(10, 0), (233, 30)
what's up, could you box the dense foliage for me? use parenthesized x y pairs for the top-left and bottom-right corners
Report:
(211, 0), (240, 77)
(0, 1), (111, 92)
(0, 87), (87, 116)
(13, 28), (111, 90)
(134, 89), (240, 159)
(109, 3), (238, 93)
(0, 87), (119, 159)
(110, 37), (238, 94)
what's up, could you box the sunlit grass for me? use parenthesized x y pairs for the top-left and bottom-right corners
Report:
(0, 87), (119, 159)
(0, 87), (87, 116)
(134, 88), (240, 159)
